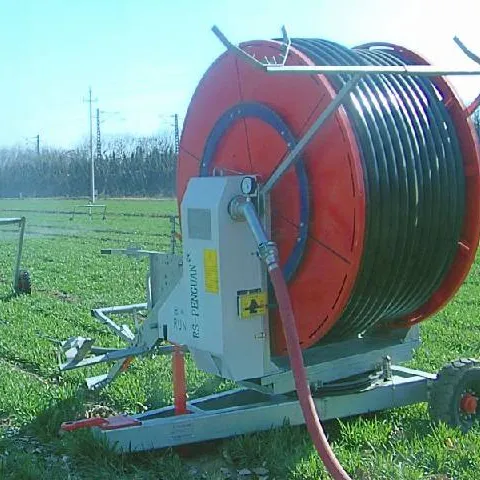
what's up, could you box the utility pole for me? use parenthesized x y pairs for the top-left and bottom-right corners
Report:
(173, 113), (180, 157)
(36, 135), (40, 155)
(96, 108), (102, 162)
(83, 87), (97, 203)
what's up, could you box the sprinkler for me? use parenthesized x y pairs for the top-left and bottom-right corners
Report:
(0, 217), (31, 296)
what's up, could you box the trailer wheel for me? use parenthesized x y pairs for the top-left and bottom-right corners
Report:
(429, 358), (480, 432)
(16, 269), (31, 295)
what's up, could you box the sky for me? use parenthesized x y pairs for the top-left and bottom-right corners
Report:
(1, 0), (480, 149)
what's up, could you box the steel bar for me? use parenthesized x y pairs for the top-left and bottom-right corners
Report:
(93, 303), (148, 315)
(264, 64), (480, 76)
(279, 25), (291, 66)
(101, 248), (159, 257)
(211, 25), (264, 70)
(95, 371), (431, 452)
(0, 217), (23, 226)
(453, 37), (480, 116)
(60, 345), (149, 371)
(92, 309), (135, 343)
(91, 303), (148, 344)
(262, 73), (362, 195)
(86, 363), (127, 390)
(212, 25), (480, 77)
(454, 36), (480, 67)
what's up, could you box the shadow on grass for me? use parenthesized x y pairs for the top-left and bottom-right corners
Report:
(0, 387), (189, 480)
(0, 385), (458, 480)
(0, 291), (18, 302)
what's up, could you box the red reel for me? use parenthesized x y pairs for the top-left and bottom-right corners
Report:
(177, 39), (480, 355)
(177, 41), (365, 355)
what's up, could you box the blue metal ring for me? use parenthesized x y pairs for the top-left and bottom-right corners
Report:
(200, 102), (309, 282)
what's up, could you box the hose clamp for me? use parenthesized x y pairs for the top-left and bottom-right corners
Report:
(258, 241), (280, 270)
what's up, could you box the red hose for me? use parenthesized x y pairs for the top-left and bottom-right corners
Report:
(268, 266), (352, 480)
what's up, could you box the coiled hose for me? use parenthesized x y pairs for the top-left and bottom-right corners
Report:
(290, 39), (465, 341)
(260, 38), (467, 477)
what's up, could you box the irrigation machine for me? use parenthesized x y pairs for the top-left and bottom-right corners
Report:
(58, 28), (480, 478)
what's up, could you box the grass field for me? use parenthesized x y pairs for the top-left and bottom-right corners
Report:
(1, 197), (480, 479)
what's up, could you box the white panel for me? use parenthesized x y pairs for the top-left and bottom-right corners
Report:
(158, 176), (271, 381)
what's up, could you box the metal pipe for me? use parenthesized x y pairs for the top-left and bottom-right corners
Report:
(93, 303), (148, 315)
(211, 25), (264, 70)
(13, 217), (26, 290)
(236, 199), (270, 246)
(264, 64), (480, 76)
(454, 36), (480, 67)
(453, 36), (480, 116)
(230, 197), (280, 270)
(0, 217), (23, 226)
(262, 73), (362, 195)
(91, 304), (146, 343)
(212, 25), (480, 78)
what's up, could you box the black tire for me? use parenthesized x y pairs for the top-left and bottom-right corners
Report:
(429, 358), (480, 433)
(16, 270), (31, 295)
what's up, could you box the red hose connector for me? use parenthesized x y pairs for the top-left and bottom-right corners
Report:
(268, 262), (352, 480)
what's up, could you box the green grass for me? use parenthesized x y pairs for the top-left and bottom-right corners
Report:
(1, 197), (480, 479)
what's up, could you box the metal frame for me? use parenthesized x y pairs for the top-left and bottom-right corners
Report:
(212, 25), (480, 77)
(0, 217), (27, 295)
(70, 203), (107, 220)
(211, 26), (480, 197)
(80, 364), (435, 453)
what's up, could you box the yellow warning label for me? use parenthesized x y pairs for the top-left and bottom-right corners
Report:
(203, 249), (219, 294)
(238, 291), (267, 319)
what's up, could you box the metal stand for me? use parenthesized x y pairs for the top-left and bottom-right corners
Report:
(0, 217), (28, 295)
(62, 342), (435, 453)
(99, 367), (433, 453)
(70, 204), (107, 220)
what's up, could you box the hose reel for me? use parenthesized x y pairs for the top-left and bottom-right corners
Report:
(177, 36), (480, 356)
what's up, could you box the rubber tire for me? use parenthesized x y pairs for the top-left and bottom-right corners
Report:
(429, 358), (480, 433)
(16, 270), (31, 295)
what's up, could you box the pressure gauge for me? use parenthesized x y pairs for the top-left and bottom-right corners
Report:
(241, 176), (257, 195)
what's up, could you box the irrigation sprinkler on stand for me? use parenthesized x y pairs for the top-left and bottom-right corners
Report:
(57, 26), (480, 479)
(0, 217), (31, 296)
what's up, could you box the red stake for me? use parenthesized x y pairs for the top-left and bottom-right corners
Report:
(172, 344), (188, 415)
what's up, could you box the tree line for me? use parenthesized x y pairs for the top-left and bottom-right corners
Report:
(1, 113), (480, 199)
(0, 134), (177, 198)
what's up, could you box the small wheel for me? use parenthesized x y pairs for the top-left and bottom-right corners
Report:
(429, 358), (480, 432)
(15, 270), (31, 295)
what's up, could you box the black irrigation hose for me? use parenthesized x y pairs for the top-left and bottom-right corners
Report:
(290, 39), (465, 341)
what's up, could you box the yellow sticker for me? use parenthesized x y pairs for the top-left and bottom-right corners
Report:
(204, 249), (219, 294)
(238, 291), (267, 319)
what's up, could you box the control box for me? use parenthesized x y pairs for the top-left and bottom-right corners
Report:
(158, 176), (272, 381)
